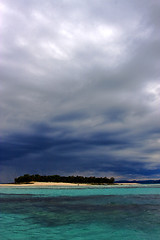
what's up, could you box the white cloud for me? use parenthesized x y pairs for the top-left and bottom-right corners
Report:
(1, 0), (160, 181)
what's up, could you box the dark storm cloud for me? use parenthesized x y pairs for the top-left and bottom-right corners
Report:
(0, 121), (129, 163)
(0, 0), (160, 182)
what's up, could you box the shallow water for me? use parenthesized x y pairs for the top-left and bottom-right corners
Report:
(0, 185), (160, 240)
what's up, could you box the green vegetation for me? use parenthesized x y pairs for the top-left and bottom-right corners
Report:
(14, 174), (115, 184)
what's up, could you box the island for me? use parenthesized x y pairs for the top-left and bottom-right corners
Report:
(14, 174), (115, 185)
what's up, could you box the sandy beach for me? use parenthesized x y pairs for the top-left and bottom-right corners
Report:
(0, 182), (140, 187)
(0, 182), (89, 187)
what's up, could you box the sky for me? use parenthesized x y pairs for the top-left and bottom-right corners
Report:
(0, 0), (160, 183)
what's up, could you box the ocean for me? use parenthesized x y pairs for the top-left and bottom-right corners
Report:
(0, 184), (160, 240)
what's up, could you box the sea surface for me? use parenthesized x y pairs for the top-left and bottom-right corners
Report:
(0, 184), (160, 240)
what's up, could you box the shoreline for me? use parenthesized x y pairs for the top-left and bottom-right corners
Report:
(0, 182), (90, 187)
(0, 182), (140, 187)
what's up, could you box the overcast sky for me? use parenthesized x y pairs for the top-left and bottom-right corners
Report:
(0, 0), (160, 182)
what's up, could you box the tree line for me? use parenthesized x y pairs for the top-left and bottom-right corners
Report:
(14, 174), (115, 184)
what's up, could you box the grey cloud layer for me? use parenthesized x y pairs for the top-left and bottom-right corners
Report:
(0, 0), (160, 182)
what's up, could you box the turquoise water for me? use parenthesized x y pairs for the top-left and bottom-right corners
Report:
(0, 185), (160, 240)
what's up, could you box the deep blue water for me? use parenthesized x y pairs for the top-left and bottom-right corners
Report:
(0, 185), (160, 240)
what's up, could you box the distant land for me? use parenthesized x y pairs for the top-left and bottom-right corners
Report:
(115, 180), (160, 184)
(14, 174), (115, 184)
